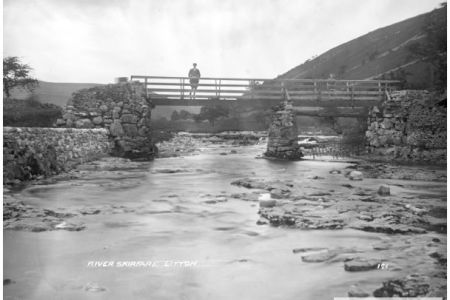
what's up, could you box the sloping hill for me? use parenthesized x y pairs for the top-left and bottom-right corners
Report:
(278, 5), (446, 90)
(8, 81), (103, 107)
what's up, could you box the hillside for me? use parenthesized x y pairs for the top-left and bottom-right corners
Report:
(278, 5), (446, 90)
(8, 81), (103, 107)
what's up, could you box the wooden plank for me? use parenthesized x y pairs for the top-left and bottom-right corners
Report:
(147, 85), (387, 95)
(147, 82), (250, 87)
(132, 75), (400, 84)
(238, 94), (381, 101)
(285, 90), (382, 96)
(150, 94), (229, 99)
(294, 111), (367, 117)
(149, 88), (246, 94)
(151, 98), (380, 107)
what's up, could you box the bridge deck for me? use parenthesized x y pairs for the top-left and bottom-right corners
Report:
(130, 75), (399, 107)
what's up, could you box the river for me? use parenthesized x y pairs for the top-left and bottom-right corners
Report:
(3, 141), (446, 299)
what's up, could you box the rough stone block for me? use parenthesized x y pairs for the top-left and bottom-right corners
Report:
(122, 124), (138, 137)
(112, 107), (121, 119)
(75, 119), (93, 128)
(55, 119), (66, 126)
(377, 185), (390, 196)
(109, 120), (124, 136)
(92, 116), (103, 125)
(121, 114), (138, 124)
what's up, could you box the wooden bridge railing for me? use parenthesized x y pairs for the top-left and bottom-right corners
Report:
(130, 75), (400, 102)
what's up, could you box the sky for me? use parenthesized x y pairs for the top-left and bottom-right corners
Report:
(3, 0), (445, 83)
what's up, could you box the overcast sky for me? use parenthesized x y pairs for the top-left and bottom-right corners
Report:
(3, 0), (444, 83)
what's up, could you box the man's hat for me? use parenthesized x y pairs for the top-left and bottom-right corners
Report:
(193, 63), (197, 66)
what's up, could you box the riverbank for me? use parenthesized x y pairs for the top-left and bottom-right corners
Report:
(3, 135), (446, 299)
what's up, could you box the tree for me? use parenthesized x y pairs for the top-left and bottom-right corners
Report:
(195, 105), (230, 127)
(3, 56), (39, 98)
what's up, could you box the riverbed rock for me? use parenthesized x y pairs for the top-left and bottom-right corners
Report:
(348, 171), (363, 181)
(373, 274), (430, 297)
(429, 250), (447, 265)
(231, 178), (267, 190)
(307, 175), (324, 180)
(348, 285), (370, 297)
(350, 220), (427, 234)
(344, 258), (381, 271)
(4, 219), (53, 232)
(256, 217), (269, 225)
(54, 221), (86, 231)
(269, 189), (286, 199)
(292, 247), (328, 254)
(378, 185), (391, 196)
(259, 199), (276, 208)
(85, 282), (107, 293)
(301, 250), (337, 262)
(372, 241), (392, 250)
(79, 207), (101, 215)
(152, 168), (190, 174)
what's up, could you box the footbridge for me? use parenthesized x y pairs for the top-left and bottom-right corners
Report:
(130, 75), (399, 117)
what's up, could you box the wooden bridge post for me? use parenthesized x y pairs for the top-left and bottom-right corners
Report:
(144, 78), (148, 98)
(317, 81), (322, 101)
(378, 82), (382, 100)
(180, 78), (184, 100)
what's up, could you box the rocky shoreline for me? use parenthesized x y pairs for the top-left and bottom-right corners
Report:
(228, 162), (446, 297)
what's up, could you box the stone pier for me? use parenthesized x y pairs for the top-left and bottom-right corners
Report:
(265, 97), (303, 160)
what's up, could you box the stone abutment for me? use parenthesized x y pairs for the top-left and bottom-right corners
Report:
(366, 90), (446, 164)
(56, 82), (155, 160)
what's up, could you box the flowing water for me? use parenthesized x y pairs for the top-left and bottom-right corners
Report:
(3, 143), (446, 300)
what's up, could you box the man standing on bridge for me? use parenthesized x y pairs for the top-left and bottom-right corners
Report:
(188, 63), (201, 100)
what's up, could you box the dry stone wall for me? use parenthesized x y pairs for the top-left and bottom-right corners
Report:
(265, 99), (303, 160)
(366, 90), (446, 164)
(3, 127), (112, 184)
(56, 82), (155, 160)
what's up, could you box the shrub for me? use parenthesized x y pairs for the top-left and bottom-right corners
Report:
(3, 96), (62, 127)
